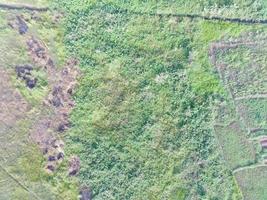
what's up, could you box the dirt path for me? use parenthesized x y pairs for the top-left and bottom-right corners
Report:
(0, 3), (48, 11)
(101, 6), (267, 24)
(25, 32), (80, 172)
(2, 2), (267, 24)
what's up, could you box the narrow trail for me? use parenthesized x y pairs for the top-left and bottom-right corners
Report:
(0, 165), (42, 200)
(103, 7), (267, 25)
(0, 3), (48, 12)
(233, 163), (266, 174)
(1, 3), (267, 25)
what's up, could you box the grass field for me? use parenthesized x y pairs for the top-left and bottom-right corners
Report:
(235, 166), (267, 200)
(51, 1), (267, 199)
(53, 1), (267, 199)
(214, 122), (256, 169)
(0, 0), (266, 199)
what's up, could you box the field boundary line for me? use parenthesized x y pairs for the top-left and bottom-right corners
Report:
(249, 128), (267, 134)
(0, 3), (48, 12)
(102, 6), (267, 25)
(210, 39), (267, 133)
(233, 163), (266, 174)
(235, 94), (267, 101)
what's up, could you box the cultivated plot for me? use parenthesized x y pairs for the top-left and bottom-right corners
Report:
(235, 166), (267, 200)
(211, 33), (267, 199)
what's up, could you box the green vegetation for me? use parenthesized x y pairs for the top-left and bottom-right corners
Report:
(0, 116), (55, 199)
(189, 20), (246, 96)
(237, 99), (267, 130)
(0, 15), (30, 67)
(55, 0), (267, 19)
(235, 166), (267, 200)
(1, 0), (266, 199)
(12, 69), (49, 106)
(52, 1), (267, 199)
(214, 122), (256, 169)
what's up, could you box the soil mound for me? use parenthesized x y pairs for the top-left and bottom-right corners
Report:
(8, 15), (28, 34)
(15, 64), (37, 88)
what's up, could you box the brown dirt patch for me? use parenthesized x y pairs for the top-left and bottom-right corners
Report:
(25, 34), (80, 172)
(6, 14), (81, 173)
(8, 15), (28, 35)
(15, 64), (37, 88)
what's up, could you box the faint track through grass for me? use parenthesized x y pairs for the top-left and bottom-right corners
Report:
(98, 5), (267, 25)
(0, 2), (47, 11)
(0, 165), (42, 200)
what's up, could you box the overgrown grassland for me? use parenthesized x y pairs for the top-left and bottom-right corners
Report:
(55, 0), (267, 19)
(52, 1), (267, 199)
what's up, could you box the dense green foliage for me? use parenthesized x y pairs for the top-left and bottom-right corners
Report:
(55, 0), (267, 19)
(53, 1), (267, 199)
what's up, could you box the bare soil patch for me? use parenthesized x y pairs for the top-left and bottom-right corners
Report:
(8, 15), (28, 35)
(4, 10), (80, 174)
(15, 64), (37, 88)
(24, 29), (80, 172)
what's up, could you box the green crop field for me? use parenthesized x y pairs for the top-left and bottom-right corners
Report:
(53, 1), (267, 199)
(51, 1), (266, 199)
(210, 23), (267, 199)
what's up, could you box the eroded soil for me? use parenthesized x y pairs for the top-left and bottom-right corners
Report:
(0, 2), (79, 199)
